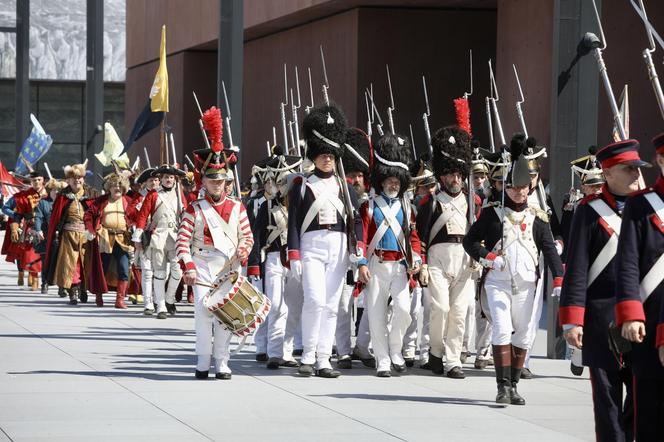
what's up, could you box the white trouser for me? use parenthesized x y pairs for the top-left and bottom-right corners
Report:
(462, 296), (476, 353)
(364, 256), (411, 371)
(254, 252), (288, 358)
(402, 285), (431, 361)
(475, 287), (493, 360)
(139, 249), (153, 308)
(426, 243), (474, 370)
(484, 276), (537, 349)
(151, 236), (182, 313)
(335, 282), (354, 357)
(193, 250), (233, 374)
(355, 300), (372, 356)
(283, 275), (303, 361)
(525, 268), (545, 368)
(300, 230), (348, 369)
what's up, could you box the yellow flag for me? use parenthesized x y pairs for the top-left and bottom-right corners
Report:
(150, 25), (169, 112)
(95, 122), (130, 167)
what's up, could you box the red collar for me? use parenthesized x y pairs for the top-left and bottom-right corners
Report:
(600, 184), (618, 210)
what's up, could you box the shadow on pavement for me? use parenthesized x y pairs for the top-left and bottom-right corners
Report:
(312, 393), (506, 408)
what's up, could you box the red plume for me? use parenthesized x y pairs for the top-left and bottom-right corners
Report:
(202, 106), (224, 153)
(453, 97), (472, 136)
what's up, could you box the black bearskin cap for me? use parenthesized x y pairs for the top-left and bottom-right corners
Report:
(370, 134), (411, 196)
(343, 128), (371, 174)
(303, 103), (348, 161)
(431, 126), (471, 178)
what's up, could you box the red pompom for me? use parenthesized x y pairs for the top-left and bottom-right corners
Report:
(454, 97), (472, 136)
(202, 106), (224, 153)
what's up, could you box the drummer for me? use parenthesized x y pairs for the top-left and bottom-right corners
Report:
(177, 145), (254, 380)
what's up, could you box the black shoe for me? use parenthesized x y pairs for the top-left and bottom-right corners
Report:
(337, 356), (352, 369)
(446, 366), (466, 379)
(166, 302), (177, 315)
(266, 358), (281, 369)
(474, 358), (489, 369)
(316, 368), (341, 378)
(293, 349), (303, 356)
(41, 284), (48, 294)
(156, 311), (168, 319)
(280, 359), (299, 368)
(68, 296), (78, 305)
(376, 370), (392, 378)
(256, 353), (268, 362)
(215, 372), (232, 380)
(510, 384), (526, 405)
(58, 287), (67, 298)
(79, 290), (88, 303)
(496, 384), (511, 404)
(298, 364), (314, 377)
(520, 368), (533, 379)
(392, 363), (407, 374)
(570, 362), (584, 376)
(420, 361), (431, 370)
(460, 351), (469, 364)
(143, 308), (154, 316)
(195, 370), (209, 379)
(429, 354), (444, 374)
(404, 357), (415, 368)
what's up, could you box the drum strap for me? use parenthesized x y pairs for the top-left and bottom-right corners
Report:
(640, 192), (664, 302)
(199, 199), (239, 253)
(587, 199), (621, 288)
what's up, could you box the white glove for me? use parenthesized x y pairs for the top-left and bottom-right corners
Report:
(419, 264), (429, 286)
(555, 240), (564, 256)
(480, 255), (504, 270)
(551, 286), (562, 298)
(85, 231), (95, 241)
(290, 260), (303, 281)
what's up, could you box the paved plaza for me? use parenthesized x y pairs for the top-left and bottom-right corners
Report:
(0, 255), (595, 441)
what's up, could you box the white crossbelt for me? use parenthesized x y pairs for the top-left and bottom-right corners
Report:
(587, 199), (622, 287)
(300, 177), (345, 235)
(640, 192), (664, 302)
(366, 195), (405, 259)
(428, 192), (464, 242)
(199, 199), (239, 252)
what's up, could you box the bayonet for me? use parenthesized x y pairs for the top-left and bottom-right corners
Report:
(305, 67), (314, 114)
(464, 49), (474, 99)
(422, 75), (433, 156)
(513, 64), (528, 137)
(184, 154), (195, 170)
(320, 45), (330, 105)
(386, 65), (396, 134)
(488, 59), (506, 145)
(366, 85), (385, 136)
(143, 147), (152, 169)
(485, 97), (495, 152)
(631, 0), (664, 121)
(192, 91), (212, 151)
(409, 124), (417, 162)
(279, 63), (290, 151)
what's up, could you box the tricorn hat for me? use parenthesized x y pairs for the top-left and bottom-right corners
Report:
(303, 103), (348, 161)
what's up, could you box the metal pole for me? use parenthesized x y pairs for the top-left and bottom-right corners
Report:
(218, 0), (243, 184)
(15, 0), (29, 158)
(86, 0), (103, 187)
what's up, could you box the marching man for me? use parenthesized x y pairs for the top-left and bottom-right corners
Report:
(416, 126), (479, 379)
(463, 134), (563, 405)
(177, 143), (254, 380)
(287, 103), (364, 378)
(357, 134), (421, 377)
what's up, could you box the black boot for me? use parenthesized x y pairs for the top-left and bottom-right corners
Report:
(495, 365), (511, 404)
(68, 285), (80, 305)
(510, 368), (526, 405)
(429, 354), (444, 375)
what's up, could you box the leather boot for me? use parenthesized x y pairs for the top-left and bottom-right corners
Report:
(18, 271), (24, 286)
(115, 280), (128, 309)
(187, 286), (194, 304)
(27, 273), (33, 287)
(95, 293), (104, 307)
(31, 273), (39, 291)
(493, 344), (512, 404)
(510, 346), (527, 405)
(68, 285), (80, 305)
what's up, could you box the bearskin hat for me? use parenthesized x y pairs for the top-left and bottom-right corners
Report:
(370, 134), (412, 197)
(302, 103), (348, 161)
(507, 133), (531, 188)
(431, 126), (471, 178)
(343, 128), (371, 175)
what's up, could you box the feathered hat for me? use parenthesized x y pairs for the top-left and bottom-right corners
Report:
(302, 103), (348, 161)
(342, 128), (371, 175)
(370, 134), (411, 196)
(431, 126), (471, 178)
(507, 133), (532, 188)
(193, 106), (236, 180)
(63, 159), (89, 179)
(570, 145), (605, 186)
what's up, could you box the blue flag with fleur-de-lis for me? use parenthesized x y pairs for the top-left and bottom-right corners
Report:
(15, 114), (53, 175)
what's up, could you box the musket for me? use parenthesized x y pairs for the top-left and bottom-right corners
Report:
(488, 59), (506, 145)
(305, 67), (314, 114)
(422, 76), (433, 156)
(320, 45), (330, 105)
(169, 130), (183, 216)
(513, 64), (529, 137)
(288, 121), (296, 155)
(409, 124), (417, 162)
(366, 85), (385, 136)
(630, 0), (664, 121)
(485, 97), (495, 152)
(131, 156), (141, 171)
(364, 91), (373, 137)
(272, 127), (277, 146)
(386, 65), (396, 134)
(266, 141), (271, 156)
(279, 63), (290, 152)
(336, 156), (359, 258)
(169, 132), (177, 166)
(143, 147), (152, 169)
(464, 49), (474, 100)
(221, 81), (242, 196)
(192, 91), (213, 151)
(499, 147), (519, 297)
(184, 154), (195, 170)
(43, 162), (53, 181)
(292, 66), (304, 163)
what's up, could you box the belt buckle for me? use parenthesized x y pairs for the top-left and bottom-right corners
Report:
(168, 221), (175, 228)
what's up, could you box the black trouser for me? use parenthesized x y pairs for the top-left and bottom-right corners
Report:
(589, 366), (634, 442)
(633, 375), (664, 442)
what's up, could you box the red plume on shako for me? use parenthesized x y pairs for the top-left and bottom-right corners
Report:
(202, 106), (224, 153)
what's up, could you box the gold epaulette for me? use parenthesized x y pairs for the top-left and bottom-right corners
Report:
(528, 206), (549, 222)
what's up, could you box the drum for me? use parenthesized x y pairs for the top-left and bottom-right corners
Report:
(203, 271), (271, 337)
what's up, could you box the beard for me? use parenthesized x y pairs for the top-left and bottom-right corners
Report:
(383, 188), (399, 199)
(444, 183), (462, 194)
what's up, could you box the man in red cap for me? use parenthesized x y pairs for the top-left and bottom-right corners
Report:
(615, 135), (664, 441)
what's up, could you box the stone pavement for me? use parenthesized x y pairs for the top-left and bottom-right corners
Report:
(0, 260), (595, 441)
